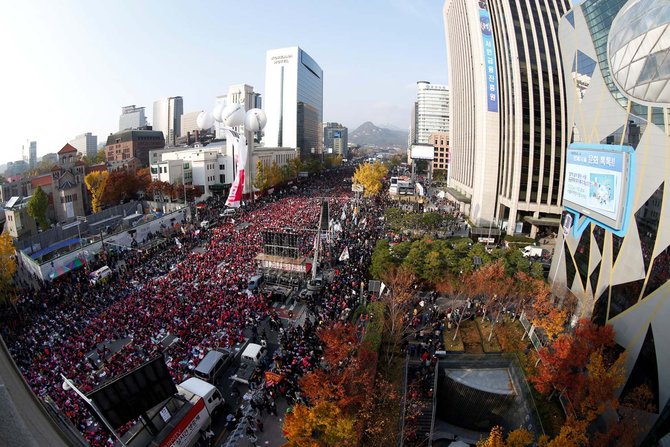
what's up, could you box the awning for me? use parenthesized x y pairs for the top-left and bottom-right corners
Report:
(30, 237), (81, 260)
(445, 187), (471, 203)
(523, 216), (560, 227)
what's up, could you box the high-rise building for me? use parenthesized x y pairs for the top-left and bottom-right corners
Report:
(180, 111), (203, 138)
(69, 132), (98, 159)
(153, 97), (184, 146)
(429, 132), (449, 178)
(323, 123), (348, 158)
(442, 0), (502, 227)
(119, 105), (147, 131)
(443, 0), (570, 235)
(214, 84), (262, 140)
(553, 1), (670, 442)
(264, 46), (323, 159)
(28, 141), (37, 169)
(414, 81), (449, 144)
(105, 129), (165, 166)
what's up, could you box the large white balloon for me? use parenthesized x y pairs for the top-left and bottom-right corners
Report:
(221, 103), (246, 127)
(196, 111), (214, 130)
(244, 108), (267, 131)
(212, 103), (225, 122)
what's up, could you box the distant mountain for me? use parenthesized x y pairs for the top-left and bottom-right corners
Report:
(349, 122), (407, 148)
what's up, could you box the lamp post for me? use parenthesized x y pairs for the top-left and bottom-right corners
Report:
(76, 216), (87, 257)
(61, 375), (127, 446)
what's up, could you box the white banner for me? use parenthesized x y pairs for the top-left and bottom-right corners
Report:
(224, 129), (247, 208)
(339, 247), (350, 262)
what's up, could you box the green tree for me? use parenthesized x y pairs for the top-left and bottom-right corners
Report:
(27, 186), (49, 230)
(370, 239), (395, 279)
(254, 160), (268, 192)
(0, 231), (17, 306)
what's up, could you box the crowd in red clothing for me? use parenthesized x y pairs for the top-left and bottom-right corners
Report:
(1, 174), (350, 446)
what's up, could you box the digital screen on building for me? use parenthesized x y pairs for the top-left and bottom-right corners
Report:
(563, 144), (634, 231)
(411, 144), (435, 160)
(479, 3), (499, 113)
(333, 131), (341, 138)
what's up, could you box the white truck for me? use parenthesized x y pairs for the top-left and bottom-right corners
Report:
(119, 377), (223, 447)
(229, 343), (267, 385)
(522, 245), (544, 258)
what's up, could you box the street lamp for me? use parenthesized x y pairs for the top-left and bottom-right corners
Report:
(76, 216), (87, 256)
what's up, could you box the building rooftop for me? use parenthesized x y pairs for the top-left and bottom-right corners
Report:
(57, 143), (77, 155)
(105, 129), (165, 146)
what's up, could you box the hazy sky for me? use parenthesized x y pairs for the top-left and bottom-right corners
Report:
(0, 0), (448, 165)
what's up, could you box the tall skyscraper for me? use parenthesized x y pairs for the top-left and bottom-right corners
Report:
(264, 46), (323, 158)
(443, 0), (569, 235)
(414, 81), (449, 144)
(552, 1), (670, 442)
(119, 105), (147, 131)
(28, 141), (37, 169)
(442, 0), (502, 227)
(323, 123), (348, 158)
(69, 132), (98, 159)
(153, 96), (183, 146)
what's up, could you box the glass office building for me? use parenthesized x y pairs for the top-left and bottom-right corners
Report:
(264, 47), (323, 159)
(555, 1), (670, 442)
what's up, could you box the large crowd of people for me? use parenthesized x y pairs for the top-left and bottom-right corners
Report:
(0, 171), (361, 446)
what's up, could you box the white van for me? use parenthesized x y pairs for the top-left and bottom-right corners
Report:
(194, 349), (231, 384)
(89, 266), (112, 285)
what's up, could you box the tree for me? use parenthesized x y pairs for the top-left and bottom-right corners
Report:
(0, 231), (17, 306)
(267, 161), (284, 187)
(283, 402), (357, 447)
(102, 170), (142, 205)
(478, 426), (535, 447)
(379, 265), (416, 368)
(299, 323), (376, 414)
(27, 186), (49, 230)
(360, 375), (401, 447)
(352, 161), (388, 197)
(254, 161), (269, 193)
(84, 171), (109, 212)
(370, 240), (395, 279)
(531, 319), (615, 397)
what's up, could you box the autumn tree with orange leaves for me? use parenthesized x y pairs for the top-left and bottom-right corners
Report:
(531, 319), (615, 397)
(299, 323), (376, 414)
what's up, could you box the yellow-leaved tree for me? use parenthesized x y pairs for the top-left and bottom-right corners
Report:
(283, 401), (356, 447)
(85, 170), (110, 212)
(0, 231), (17, 306)
(352, 161), (388, 197)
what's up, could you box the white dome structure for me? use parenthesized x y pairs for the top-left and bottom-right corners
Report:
(608, 0), (670, 106)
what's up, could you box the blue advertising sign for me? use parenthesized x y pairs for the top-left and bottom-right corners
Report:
(479, 4), (499, 112)
(562, 143), (636, 237)
(333, 131), (341, 138)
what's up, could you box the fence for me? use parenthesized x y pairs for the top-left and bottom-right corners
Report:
(18, 206), (187, 281)
(15, 201), (143, 252)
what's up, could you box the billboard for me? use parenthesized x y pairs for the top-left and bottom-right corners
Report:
(87, 355), (177, 428)
(562, 143), (635, 236)
(479, 2), (499, 112)
(333, 130), (342, 138)
(411, 144), (435, 160)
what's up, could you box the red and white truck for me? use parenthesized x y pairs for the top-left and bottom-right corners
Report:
(120, 377), (223, 447)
